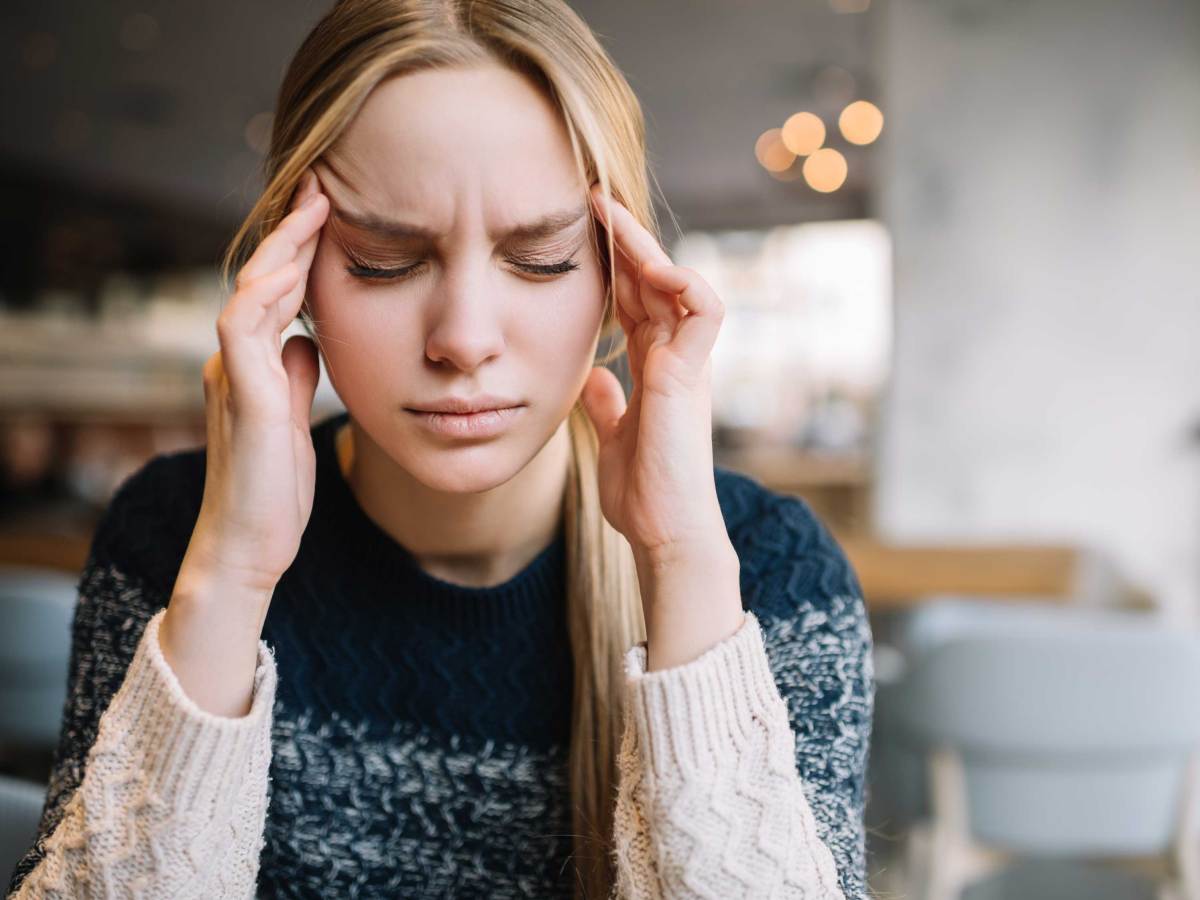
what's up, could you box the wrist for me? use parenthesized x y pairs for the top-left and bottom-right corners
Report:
(179, 532), (280, 601)
(633, 539), (744, 672)
(163, 569), (273, 719)
(631, 528), (738, 577)
(168, 561), (273, 642)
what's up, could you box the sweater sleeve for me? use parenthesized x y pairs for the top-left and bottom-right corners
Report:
(6, 453), (279, 900)
(610, 610), (846, 900)
(7, 606), (277, 899)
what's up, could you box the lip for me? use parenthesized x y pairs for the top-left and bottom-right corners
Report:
(406, 405), (524, 439)
(408, 394), (523, 414)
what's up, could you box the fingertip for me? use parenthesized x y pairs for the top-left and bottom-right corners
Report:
(289, 169), (312, 208)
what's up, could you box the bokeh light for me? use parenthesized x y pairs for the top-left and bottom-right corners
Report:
(839, 100), (884, 145)
(782, 112), (826, 156)
(803, 147), (848, 192)
(755, 128), (796, 173)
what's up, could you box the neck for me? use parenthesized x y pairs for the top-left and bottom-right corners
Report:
(336, 415), (570, 588)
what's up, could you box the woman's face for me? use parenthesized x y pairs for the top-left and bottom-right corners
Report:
(306, 63), (608, 492)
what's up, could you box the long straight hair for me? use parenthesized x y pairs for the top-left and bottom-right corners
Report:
(220, 2), (660, 895)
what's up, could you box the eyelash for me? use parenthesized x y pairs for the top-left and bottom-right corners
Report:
(345, 256), (581, 282)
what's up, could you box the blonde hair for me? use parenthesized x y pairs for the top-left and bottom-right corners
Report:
(220, 1), (661, 895)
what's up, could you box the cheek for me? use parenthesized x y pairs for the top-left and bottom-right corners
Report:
(517, 263), (608, 378)
(305, 239), (418, 384)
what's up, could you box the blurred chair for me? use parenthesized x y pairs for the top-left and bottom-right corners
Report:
(0, 566), (77, 753)
(0, 772), (46, 886)
(888, 597), (1200, 900)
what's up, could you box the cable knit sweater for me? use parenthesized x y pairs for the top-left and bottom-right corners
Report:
(6, 409), (874, 899)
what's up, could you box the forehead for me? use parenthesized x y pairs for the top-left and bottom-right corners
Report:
(321, 64), (586, 234)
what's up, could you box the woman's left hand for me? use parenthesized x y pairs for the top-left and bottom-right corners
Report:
(578, 184), (732, 569)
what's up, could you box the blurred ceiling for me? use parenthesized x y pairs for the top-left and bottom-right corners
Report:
(3, 0), (879, 241)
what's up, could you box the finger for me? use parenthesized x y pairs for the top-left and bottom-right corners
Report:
(614, 299), (638, 346)
(276, 227), (320, 327)
(579, 365), (627, 445)
(236, 185), (328, 287)
(640, 261), (725, 365)
(589, 184), (671, 270)
(589, 185), (678, 325)
(290, 168), (318, 210)
(217, 264), (302, 393)
(638, 260), (686, 326)
(201, 351), (227, 464)
(613, 253), (647, 325)
(611, 271), (647, 396)
(281, 334), (320, 427)
(277, 169), (325, 323)
(594, 194), (647, 327)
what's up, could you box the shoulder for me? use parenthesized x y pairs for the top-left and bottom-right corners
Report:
(86, 443), (207, 598)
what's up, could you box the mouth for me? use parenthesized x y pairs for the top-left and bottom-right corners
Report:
(404, 405), (525, 438)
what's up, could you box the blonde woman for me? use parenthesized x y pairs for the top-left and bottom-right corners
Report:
(7, 1), (874, 898)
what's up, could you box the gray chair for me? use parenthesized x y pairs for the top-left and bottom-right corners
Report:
(0, 565), (77, 752)
(0, 772), (46, 888)
(888, 597), (1200, 900)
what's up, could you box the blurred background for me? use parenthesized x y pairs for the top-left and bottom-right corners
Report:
(2, 1), (1199, 897)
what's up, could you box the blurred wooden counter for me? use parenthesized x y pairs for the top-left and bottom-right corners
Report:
(715, 444), (1150, 611)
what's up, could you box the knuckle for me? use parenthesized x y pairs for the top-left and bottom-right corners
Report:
(215, 314), (240, 346)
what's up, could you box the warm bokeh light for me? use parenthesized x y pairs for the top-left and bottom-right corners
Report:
(839, 100), (884, 145)
(782, 112), (826, 156)
(803, 147), (848, 192)
(755, 128), (796, 173)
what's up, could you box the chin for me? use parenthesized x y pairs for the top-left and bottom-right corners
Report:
(401, 443), (528, 495)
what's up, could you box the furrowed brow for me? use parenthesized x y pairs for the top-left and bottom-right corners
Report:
(331, 204), (589, 242)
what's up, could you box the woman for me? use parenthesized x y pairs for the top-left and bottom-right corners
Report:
(7, 1), (874, 898)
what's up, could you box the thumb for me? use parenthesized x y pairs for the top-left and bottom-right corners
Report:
(281, 334), (321, 427)
(579, 366), (626, 445)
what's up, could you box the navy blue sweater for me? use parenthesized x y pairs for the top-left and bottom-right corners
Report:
(7, 409), (874, 899)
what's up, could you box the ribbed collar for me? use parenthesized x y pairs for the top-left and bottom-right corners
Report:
(306, 410), (567, 630)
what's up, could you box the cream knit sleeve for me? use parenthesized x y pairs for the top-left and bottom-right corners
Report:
(610, 610), (846, 900)
(10, 607), (277, 900)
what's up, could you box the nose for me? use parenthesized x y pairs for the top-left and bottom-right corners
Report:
(423, 259), (507, 372)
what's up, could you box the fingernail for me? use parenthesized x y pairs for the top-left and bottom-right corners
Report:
(301, 191), (321, 209)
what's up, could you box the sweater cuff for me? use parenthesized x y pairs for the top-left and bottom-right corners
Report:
(622, 610), (791, 778)
(95, 606), (278, 816)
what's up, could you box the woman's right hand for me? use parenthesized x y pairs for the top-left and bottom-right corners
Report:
(189, 168), (329, 595)
(160, 169), (328, 717)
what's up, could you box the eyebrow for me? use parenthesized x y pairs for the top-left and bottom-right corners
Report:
(330, 203), (590, 243)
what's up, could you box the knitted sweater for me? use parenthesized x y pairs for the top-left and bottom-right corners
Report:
(6, 409), (874, 899)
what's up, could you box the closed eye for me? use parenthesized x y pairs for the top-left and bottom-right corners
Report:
(345, 257), (581, 282)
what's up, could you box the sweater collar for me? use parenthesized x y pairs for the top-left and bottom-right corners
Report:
(308, 410), (566, 629)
